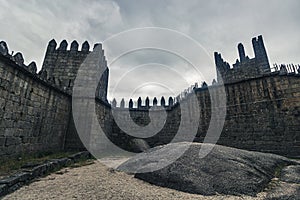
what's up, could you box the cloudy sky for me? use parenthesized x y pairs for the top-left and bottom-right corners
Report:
(0, 0), (299, 104)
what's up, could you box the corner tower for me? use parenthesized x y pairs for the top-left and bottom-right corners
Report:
(40, 39), (109, 101)
(252, 35), (270, 74)
(215, 35), (271, 84)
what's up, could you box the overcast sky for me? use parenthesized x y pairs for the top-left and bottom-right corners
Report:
(0, 0), (299, 104)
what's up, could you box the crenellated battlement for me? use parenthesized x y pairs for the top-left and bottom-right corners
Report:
(0, 35), (299, 159)
(273, 63), (300, 75)
(0, 39), (110, 101)
(46, 39), (101, 53)
(40, 39), (109, 101)
(110, 80), (214, 110)
(0, 41), (38, 75)
(215, 35), (271, 84)
(0, 40), (80, 94)
(111, 96), (176, 110)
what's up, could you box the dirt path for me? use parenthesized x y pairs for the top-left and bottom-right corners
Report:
(3, 159), (266, 200)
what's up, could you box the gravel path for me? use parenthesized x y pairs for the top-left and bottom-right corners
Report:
(3, 160), (267, 200)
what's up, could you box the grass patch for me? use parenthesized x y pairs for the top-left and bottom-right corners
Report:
(263, 163), (288, 192)
(69, 159), (95, 168)
(274, 164), (286, 178)
(0, 151), (77, 177)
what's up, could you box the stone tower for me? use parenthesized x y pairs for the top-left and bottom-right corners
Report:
(40, 39), (109, 101)
(252, 35), (270, 74)
(215, 35), (271, 84)
(238, 43), (246, 62)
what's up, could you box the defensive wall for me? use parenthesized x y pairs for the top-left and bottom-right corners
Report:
(0, 36), (299, 159)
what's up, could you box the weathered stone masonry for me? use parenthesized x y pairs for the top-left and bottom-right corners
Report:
(0, 35), (299, 159)
(108, 74), (300, 157)
(0, 54), (70, 157)
(0, 40), (112, 158)
(40, 39), (109, 101)
(106, 36), (300, 157)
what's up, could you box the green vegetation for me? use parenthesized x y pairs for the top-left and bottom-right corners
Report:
(263, 163), (287, 192)
(69, 159), (95, 168)
(0, 151), (77, 177)
(274, 164), (285, 178)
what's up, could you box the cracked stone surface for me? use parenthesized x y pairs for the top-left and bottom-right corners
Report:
(3, 160), (270, 200)
(118, 142), (297, 196)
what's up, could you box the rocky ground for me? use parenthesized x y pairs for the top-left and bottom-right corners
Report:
(3, 143), (300, 200)
(3, 160), (268, 200)
(118, 142), (300, 198)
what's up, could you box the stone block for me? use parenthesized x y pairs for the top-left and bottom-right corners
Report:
(52, 157), (69, 167)
(13, 172), (31, 182)
(0, 176), (20, 187)
(68, 151), (90, 162)
(5, 137), (20, 146)
(0, 137), (6, 146)
(0, 184), (8, 196)
(31, 164), (48, 177)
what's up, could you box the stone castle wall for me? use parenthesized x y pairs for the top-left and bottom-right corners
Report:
(215, 35), (271, 84)
(40, 40), (109, 101)
(0, 54), (71, 157)
(106, 73), (300, 157)
(204, 74), (300, 157)
(0, 36), (299, 159)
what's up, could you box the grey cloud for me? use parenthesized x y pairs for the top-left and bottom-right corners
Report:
(0, 0), (299, 101)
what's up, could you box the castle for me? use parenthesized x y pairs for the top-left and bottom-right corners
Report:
(215, 35), (270, 84)
(0, 35), (299, 159)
